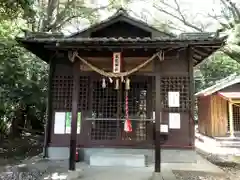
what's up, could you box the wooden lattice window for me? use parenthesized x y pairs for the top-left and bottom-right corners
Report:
(52, 75), (73, 111)
(232, 104), (240, 131)
(78, 76), (89, 111)
(161, 76), (190, 112)
(52, 75), (89, 111)
(152, 76), (190, 112)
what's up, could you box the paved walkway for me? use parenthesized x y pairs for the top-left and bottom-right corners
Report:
(0, 153), (223, 180)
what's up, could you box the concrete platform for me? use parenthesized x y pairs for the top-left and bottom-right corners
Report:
(195, 132), (240, 163)
(0, 153), (224, 180)
(47, 147), (197, 163)
(161, 154), (224, 175)
(89, 153), (146, 167)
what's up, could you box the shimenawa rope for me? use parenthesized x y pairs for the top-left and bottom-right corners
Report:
(69, 51), (163, 78)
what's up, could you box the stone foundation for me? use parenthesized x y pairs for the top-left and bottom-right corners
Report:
(46, 147), (197, 165)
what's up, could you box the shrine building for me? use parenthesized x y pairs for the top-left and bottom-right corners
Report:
(16, 9), (226, 165)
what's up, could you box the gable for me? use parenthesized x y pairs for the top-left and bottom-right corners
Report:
(90, 21), (151, 38)
(70, 9), (173, 38)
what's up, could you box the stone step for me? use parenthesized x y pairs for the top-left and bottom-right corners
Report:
(217, 140), (240, 148)
(219, 143), (240, 148)
(89, 153), (146, 167)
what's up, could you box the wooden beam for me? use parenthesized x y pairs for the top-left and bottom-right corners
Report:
(193, 48), (209, 57)
(154, 57), (162, 172)
(228, 99), (235, 138)
(44, 44), (188, 50)
(69, 60), (80, 170)
(193, 54), (202, 60)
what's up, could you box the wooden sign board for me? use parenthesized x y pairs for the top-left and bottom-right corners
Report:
(113, 52), (122, 73)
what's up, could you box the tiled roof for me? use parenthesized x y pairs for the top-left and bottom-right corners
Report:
(17, 35), (226, 44)
(16, 32), (226, 66)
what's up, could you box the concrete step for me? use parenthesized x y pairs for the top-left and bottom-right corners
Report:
(89, 153), (146, 167)
(219, 142), (240, 148)
(216, 139), (240, 148)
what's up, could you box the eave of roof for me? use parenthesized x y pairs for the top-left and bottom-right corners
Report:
(16, 35), (226, 66)
(17, 36), (225, 43)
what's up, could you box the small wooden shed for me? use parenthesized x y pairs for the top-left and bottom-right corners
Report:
(196, 74), (240, 137)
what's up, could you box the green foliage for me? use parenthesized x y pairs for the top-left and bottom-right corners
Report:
(196, 51), (240, 91)
(0, 20), (48, 137)
(0, 0), (35, 20)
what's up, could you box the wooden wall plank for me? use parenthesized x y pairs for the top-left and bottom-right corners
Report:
(211, 95), (228, 137)
(197, 96), (212, 136)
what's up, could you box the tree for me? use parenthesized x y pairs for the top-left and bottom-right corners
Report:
(196, 51), (240, 89)
(148, 0), (240, 61)
(0, 0), (35, 20)
(0, 19), (49, 137)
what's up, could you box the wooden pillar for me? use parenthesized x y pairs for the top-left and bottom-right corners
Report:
(188, 47), (195, 146)
(69, 60), (80, 171)
(228, 99), (234, 137)
(154, 57), (162, 172)
(43, 59), (55, 158)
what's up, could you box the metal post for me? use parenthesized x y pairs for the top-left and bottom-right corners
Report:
(69, 60), (80, 171)
(154, 57), (162, 172)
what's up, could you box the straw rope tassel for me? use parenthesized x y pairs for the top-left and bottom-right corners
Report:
(102, 78), (106, 88)
(125, 78), (130, 90)
(115, 79), (119, 90)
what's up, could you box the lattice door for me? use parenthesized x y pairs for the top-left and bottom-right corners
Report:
(232, 104), (240, 131)
(87, 75), (154, 145)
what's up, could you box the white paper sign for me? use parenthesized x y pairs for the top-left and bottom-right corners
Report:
(65, 112), (81, 134)
(169, 113), (181, 129)
(153, 111), (155, 120)
(54, 112), (66, 134)
(160, 124), (168, 133)
(168, 91), (180, 107)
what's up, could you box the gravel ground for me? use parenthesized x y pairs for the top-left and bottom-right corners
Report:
(1, 135), (240, 180)
(174, 165), (240, 180)
(0, 159), (67, 180)
(173, 153), (240, 180)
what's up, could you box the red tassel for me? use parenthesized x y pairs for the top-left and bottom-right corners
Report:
(124, 90), (132, 132)
(124, 119), (132, 132)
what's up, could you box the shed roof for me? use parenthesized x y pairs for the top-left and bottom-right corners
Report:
(195, 73), (240, 96)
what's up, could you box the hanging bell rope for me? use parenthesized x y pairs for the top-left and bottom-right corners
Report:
(69, 51), (164, 79)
